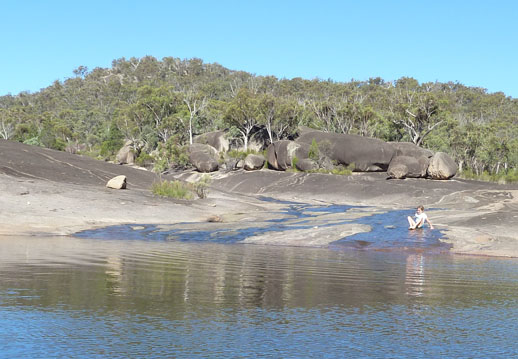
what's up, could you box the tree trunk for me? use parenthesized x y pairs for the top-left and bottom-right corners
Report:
(189, 115), (193, 145)
(243, 133), (248, 151)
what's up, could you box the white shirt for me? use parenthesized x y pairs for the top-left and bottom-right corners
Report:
(414, 212), (428, 226)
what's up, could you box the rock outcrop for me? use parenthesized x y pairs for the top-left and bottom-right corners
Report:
(267, 141), (310, 170)
(390, 142), (434, 159)
(296, 130), (394, 171)
(295, 158), (318, 172)
(193, 131), (229, 153)
(189, 143), (219, 173)
(427, 152), (457, 179)
(244, 154), (265, 171)
(116, 140), (136, 165)
(387, 155), (430, 179)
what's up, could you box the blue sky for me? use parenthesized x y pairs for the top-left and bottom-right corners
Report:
(1, 1), (517, 98)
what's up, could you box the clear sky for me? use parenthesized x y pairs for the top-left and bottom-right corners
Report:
(1, 0), (517, 98)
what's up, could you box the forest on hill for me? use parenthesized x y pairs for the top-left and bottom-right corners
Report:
(0, 56), (517, 178)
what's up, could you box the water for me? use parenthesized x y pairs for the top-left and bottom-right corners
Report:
(1, 236), (518, 358)
(75, 201), (448, 252)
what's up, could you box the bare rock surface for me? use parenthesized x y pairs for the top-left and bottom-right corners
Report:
(207, 169), (518, 257)
(1, 139), (518, 257)
(0, 139), (267, 235)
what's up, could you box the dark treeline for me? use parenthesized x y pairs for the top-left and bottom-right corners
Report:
(1, 56), (517, 175)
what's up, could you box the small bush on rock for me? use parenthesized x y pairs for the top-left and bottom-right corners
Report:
(135, 152), (154, 167)
(192, 175), (212, 199)
(152, 175), (212, 200)
(227, 149), (257, 161)
(152, 180), (193, 199)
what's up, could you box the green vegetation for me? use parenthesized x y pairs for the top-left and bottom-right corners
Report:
(291, 155), (299, 169)
(192, 174), (212, 199)
(152, 136), (190, 173)
(152, 175), (213, 199)
(227, 149), (257, 161)
(309, 165), (353, 176)
(1, 56), (517, 177)
(458, 169), (518, 184)
(308, 140), (319, 162)
(152, 180), (193, 199)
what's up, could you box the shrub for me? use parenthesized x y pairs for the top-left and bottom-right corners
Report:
(458, 168), (518, 183)
(135, 151), (154, 167)
(291, 156), (299, 169)
(152, 180), (193, 200)
(192, 174), (212, 199)
(308, 139), (319, 161)
(152, 175), (213, 200)
(309, 167), (352, 176)
(100, 124), (124, 157)
(329, 165), (353, 175)
(227, 149), (257, 161)
(23, 137), (42, 147)
(153, 136), (190, 173)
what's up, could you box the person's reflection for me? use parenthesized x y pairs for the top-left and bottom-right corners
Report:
(405, 253), (425, 297)
(105, 254), (124, 295)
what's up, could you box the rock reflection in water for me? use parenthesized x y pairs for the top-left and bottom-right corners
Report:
(2, 237), (518, 358)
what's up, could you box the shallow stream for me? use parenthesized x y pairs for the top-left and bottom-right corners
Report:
(1, 201), (517, 358)
(75, 197), (450, 253)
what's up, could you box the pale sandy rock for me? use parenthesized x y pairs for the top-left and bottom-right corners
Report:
(116, 140), (135, 165)
(427, 152), (457, 179)
(194, 131), (229, 153)
(244, 154), (265, 170)
(106, 175), (127, 189)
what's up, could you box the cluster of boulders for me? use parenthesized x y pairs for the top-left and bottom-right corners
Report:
(188, 131), (266, 173)
(263, 128), (456, 180)
(117, 128), (457, 180)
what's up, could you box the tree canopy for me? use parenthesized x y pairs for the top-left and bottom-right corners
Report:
(1, 55), (517, 175)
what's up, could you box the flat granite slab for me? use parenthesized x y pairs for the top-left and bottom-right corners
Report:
(1, 139), (518, 257)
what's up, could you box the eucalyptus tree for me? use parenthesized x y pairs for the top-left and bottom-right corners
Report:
(0, 109), (15, 139)
(389, 79), (445, 146)
(257, 93), (276, 144)
(182, 91), (208, 144)
(224, 88), (259, 150)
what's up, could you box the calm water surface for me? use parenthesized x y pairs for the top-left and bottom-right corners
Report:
(1, 235), (518, 358)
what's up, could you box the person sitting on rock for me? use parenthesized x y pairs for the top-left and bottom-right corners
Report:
(408, 205), (434, 230)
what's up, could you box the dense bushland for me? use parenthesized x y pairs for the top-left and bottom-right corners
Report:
(1, 56), (516, 177)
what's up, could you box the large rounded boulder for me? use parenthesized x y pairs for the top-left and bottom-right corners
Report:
(244, 154), (265, 171)
(296, 130), (394, 171)
(387, 155), (430, 179)
(116, 140), (136, 165)
(189, 143), (219, 173)
(193, 131), (229, 153)
(266, 141), (311, 170)
(389, 142), (434, 159)
(427, 152), (457, 179)
(295, 158), (318, 172)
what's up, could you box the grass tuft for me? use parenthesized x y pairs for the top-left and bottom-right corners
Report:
(152, 180), (194, 199)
